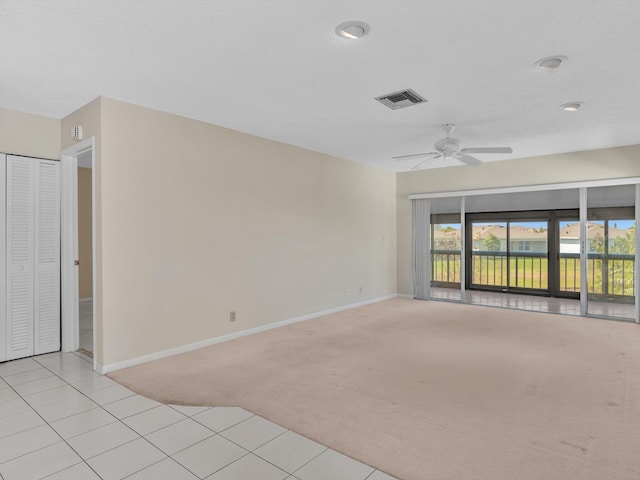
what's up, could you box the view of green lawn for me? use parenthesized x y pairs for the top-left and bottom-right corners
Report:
(432, 254), (635, 296)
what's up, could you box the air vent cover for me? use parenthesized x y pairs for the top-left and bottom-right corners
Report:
(375, 89), (427, 110)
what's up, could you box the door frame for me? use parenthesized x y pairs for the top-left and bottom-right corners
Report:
(60, 137), (96, 369)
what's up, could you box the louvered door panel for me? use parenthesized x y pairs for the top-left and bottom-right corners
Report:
(0, 154), (6, 362)
(6, 156), (35, 360)
(34, 161), (60, 355)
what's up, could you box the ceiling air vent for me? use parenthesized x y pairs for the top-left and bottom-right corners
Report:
(375, 89), (427, 110)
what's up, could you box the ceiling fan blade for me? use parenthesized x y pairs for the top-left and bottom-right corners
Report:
(392, 151), (440, 161)
(411, 154), (443, 170)
(461, 147), (513, 154)
(457, 154), (483, 166)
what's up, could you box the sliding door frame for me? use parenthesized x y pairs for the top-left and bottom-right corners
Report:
(465, 210), (556, 296)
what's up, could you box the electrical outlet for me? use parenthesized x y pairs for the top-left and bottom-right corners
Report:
(230, 311), (236, 322)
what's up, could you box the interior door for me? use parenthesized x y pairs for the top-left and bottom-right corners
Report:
(6, 156), (35, 360)
(34, 160), (61, 355)
(0, 154), (6, 362)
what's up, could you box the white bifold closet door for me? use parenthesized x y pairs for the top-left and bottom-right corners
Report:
(4, 155), (60, 361)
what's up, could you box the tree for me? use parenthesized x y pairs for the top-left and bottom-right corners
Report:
(483, 233), (501, 251)
(590, 234), (605, 254)
(610, 228), (635, 255)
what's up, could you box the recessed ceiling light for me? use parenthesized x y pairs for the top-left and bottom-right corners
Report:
(336, 21), (370, 39)
(560, 102), (583, 112)
(535, 55), (568, 69)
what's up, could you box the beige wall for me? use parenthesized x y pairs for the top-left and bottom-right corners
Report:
(96, 97), (396, 366)
(61, 97), (103, 363)
(0, 107), (60, 159)
(78, 167), (93, 300)
(396, 145), (640, 295)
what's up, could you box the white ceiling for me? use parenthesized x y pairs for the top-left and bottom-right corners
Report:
(2, 0), (640, 172)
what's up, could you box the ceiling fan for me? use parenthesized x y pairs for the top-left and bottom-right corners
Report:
(393, 124), (513, 169)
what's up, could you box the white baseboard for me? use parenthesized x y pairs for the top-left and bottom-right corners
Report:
(99, 294), (399, 374)
(79, 297), (93, 303)
(397, 294), (414, 299)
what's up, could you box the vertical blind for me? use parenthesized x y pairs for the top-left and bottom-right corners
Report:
(412, 198), (431, 300)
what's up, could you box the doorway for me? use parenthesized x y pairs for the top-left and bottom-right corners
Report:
(77, 152), (93, 356)
(60, 138), (96, 369)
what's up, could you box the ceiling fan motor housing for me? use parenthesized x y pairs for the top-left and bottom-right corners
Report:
(435, 137), (462, 155)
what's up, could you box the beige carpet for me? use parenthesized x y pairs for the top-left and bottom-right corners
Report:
(110, 298), (640, 480)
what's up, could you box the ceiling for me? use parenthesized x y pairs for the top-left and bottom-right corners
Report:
(2, 0), (640, 172)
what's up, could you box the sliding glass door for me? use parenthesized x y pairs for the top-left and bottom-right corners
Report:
(508, 221), (549, 291)
(431, 214), (462, 301)
(469, 218), (549, 294)
(470, 222), (507, 289)
(586, 195), (635, 319)
(558, 219), (580, 295)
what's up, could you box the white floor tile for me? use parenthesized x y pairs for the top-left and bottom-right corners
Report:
(0, 425), (60, 463)
(2, 368), (52, 386)
(367, 470), (400, 480)
(123, 404), (186, 436)
(145, 418), (215, 456)
(0, 398), (32, 420)
(294, 449), (375, 480)
(192, 406), (253, 432)
(41, 461), (102, 479)
(169, 404), (213, 417)
(220, 415), (287, 451)
(0, 410), (46, 439)
(103, 394), (161, 419)
(56, 367), (99, 383)
(87, 438), (166, 480)
(0, 358), (42, 377)
(255, 430), (327, 473)
(0, 441), (81, 480)
(84, 383), (136, 405)
(23, 385), (86, 409)
(125, 457), (199, 480)
(206, 453), (289, 480)
(0, 388), (19, 405)
(41, 357), (92, 374)
(35, 394), (98, 423)
(13, 375), (67, 396)
(50, 407), (117, 439)
(71, 375), (118, 394)
(67, 420), (140, 459)
(173, 435), (246, 478)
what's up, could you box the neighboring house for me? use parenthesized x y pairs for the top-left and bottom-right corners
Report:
(471, 225), (547, 252)
(434, 222), (635, 254)
(559, 222), (633, 254)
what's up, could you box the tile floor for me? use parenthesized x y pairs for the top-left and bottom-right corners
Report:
(0, 352), (397, 480)
(431, 287), (636, 320)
